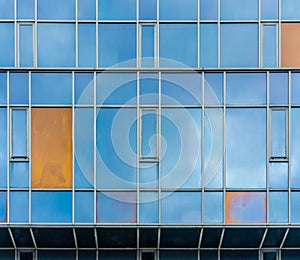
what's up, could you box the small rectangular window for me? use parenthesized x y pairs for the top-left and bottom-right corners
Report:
(262, 24), (277, 67)
(262, 251), (278, 260)
(271, 109), (287, 160)
(141, 251), (156, 260)
(18, 23), (34, 67)
(140, 24), (156, 68)
(19, 251), (33, 260)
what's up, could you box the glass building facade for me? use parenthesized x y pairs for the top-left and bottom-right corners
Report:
(1, 0), (300, 259)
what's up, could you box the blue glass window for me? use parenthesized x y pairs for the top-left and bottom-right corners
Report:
(32, 73), (72, 104)
(204, 192), (223, 223)
(263, 25), (277, 67)
(261, 0), (278, 20)
(221, 24), (258, 67)
(32, 191), (72, 223)
(96, 73), (137, 105)
(10, 73), (29, 104)
(97, 192), (136, 223)
(200, 0), (218, 20)
(17, 0), (34, 19)
(141, 110), (157, 158)
(226, 108), (266, 188)
(226, 73), (266, 104)
(269, 163), (288, 189)
(96, 108), (137, 189)
(140, 163), (158, 189)
(291, 109), (300, 188)
(38, 0), (75, 20)
(161, 108), (201, 189)
(0, 73), (6, 104)
(19, 24), (33, 67)
(75, 73), (94, 105)
(139, 0), (156, 20)
(270, 73), (288, 104)
(160, 0), (197, 20)
(161, 192), (201, 223)
(0, 109), (7, 188)
(0, 192), (6, 222)
(10, 162), (29, 188)
(75, 108), (94, 188)
(0, 0), (14, 19)
(78, 23), (96, 68)
(282, 0), (300, 20)
(271, 110), (287, 158)
(38, 23), (75, 67)
(160, 24), (197, 67)
(292, 73), (300, 104)
(11, 109), (27, 158)
(139, 192), (158, 223)
(140, 73), (159, 105)
(200, 23), (218, 68)
(0, 23), (14, 66)
(10, 191), (28, 223)
(78, 0), (95, 20)
(141, 25), (155, 68)
(269, 192), (288, 223)
(291, 192), (300, 223)
(75, 192), (94, 223)
(98, 24), (136, 67)
(204, 73), (223, 105)
(99, 0), (136, 20)
(221, 0), (258, 20)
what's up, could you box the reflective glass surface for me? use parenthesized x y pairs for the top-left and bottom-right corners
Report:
(11, 109), (27, 157)
(9, 73), (29, 104)
(0, 192), (6, 222)
(0, 0), (13, 19)
(221, 24), (258, 67)
(141, 110), (157, 158)
(221, 0), (258, 20)
(261, 0), (279, 19)
(160, 0), (197, 20)
(98, 24), (136, 67)
(263, 25), (277, 67)
(269, 192), (288, 223)
(270, 73), (288, 104)
(271, 110), (287, 158)
(10, 162), (29, 188)
(282, 0), (300, 20)
(75, 73), (94, 105)
(269, 162), (288, 189)
(291, 109), (300, 188)
(204, 73), (223, 105)
(0, 109), (7, 188)
(226, 108), (266, 188)
(75, 192), (94, 223)
(10, 192), (28, 223)
(99, 0), (136, 20)
(139, 192), (158, 223)
(0, 73), (6, 104)
(291, 192), (300, 223)
(292, 73), (300, 104)
(78, 23), (96, 68)
(19, 24), (33, 67)
(17, 0), (34, 19)
(141, 25), (155, 67)
(200, 23), (218, 68)
(140, 73), (159, 105)
(0, 23), (14, 66)
(139, 0), (156, 20)
(38, 23), (75, 67)
(204, 192), (223, 223)
(140, 163), (158, 189)
(160, 24), (197, 67)
(38, 0), (75, 19)
(78, 0), (95, 19)
(200, 0), (218, 20)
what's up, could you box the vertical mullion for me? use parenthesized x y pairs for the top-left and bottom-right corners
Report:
(75, 0), (78, 68)
(7, 72), (10, 224)
(288, 71), (291, 224)
(137, 72), (140, 226)
(93, 72), (97, 225)
(258, 0), (261, 68)
(158, 71), (161, 225)
(223, 71), (226, 225)
(72, 71), (75, 224)
(28, 71), (32, 224)
(217, 0), (220, 68)
(34, 0), (37, 67)
(267, 71), (270, 224)
(278, 0), (281, 67)
(14, 0), (17, 67)
(201, 72), (204, 225)
(197, 0), (200, 68)
(95, 0), (99, 68)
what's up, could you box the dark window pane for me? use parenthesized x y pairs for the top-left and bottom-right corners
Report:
(20, 252), (33, 260)
(78, 251), (96, 260)
(221, 250), (258, 259)
(142, 252), (155, 260)
(99, 251), (136, 260)
(160, 250), (197, 260)
(0, 250), (14, 260)
(38, 250), (75, 260)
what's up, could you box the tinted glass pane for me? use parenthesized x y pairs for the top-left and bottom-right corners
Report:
(161, 192), (201, 223)
(75, 108), (94, 188)
(269, 192), (288, 223)
(261, 0), (278, 19)
(226, 109), (266, 188)
(0, 192), (7, 222)
(282, 251), (300, 259)
(38, 251), (75, 260)
(200, 23), (218, 68)
(12, 110), (27, 157)
(0, 73), (6, 104)
(204, 73), (223, 105)
(141, 25), (155, 68)
(10, 73), (29, 104)
(32, 191), (72, 223)
(99, 251), (136, 260)
(0, 109), (7, 188)
(96, 108), (137, 189)
(160, 0), (197, 20)
(10, 192), (29, 222)
(221, 24), (258, 67)
(201, 251), (218, 259)
(75, 192), (94, 223)
(38, 0), (75, 19)
(200, 0), (218, 20)
(99, 24), (136, 67)
(32, 73), (72, 104)
(270, 73), (288, 104)
(226, 73), (266, 104)
(78, 23), (96, 67)
(204, 192), (223, 223)
(97, 192), (136, 223)
(160, 251), (197, 260)
(292, 109), (300, 188)
(0, 23), (14, 66)
(99, 0), (136, 20)
(271, 110), (287, 158)
(0, 0), (13, 19)
(140, 163), (158, 189)
(78, 251), (96, 260)
(269, 163), (288, 189)
(141, 110), (157, 158)
(139, 0), (156, 20)
(291, 192), (300, 223)
(75, 73), (94, 105)
(160, 24), (197, 67)
(221, 0), (258, 20)
(38, 23), (75, 67)
(0, 251), (14, 260)
(10, 162), (29, 188)
(78, 0), (95, 19)
(20, 25), (33, 67)
(17, 0), (34, 19)
(161, 108), (201, 189)
(292, 73), (300, 104)
(139, 192), (158, 223)
(221, 251), (258, 259)
(263, 25), (277, 67)
(226, 192), (266, 223)
(282, 0), (300, 20)
(140, 73), (159, 105)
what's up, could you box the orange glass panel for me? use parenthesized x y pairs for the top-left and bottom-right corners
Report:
(226, 192), (266, 224)
(32, 108), (72, 188)
(281, 23), (300, 67)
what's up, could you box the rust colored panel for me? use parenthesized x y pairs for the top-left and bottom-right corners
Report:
(226, 192), (266, 224)
(281, 23), (300, 67)
(32, 108), (72, 188)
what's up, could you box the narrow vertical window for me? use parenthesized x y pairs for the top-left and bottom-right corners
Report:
(141, 109), (157, 159)
(271, 109), (287, 159)
(140, 24), (156, 68)
(262, 24), (277, 67)
(18, 23), (34, 67)
(19, 251), (34, 260)
(11, 109), (28, 160)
